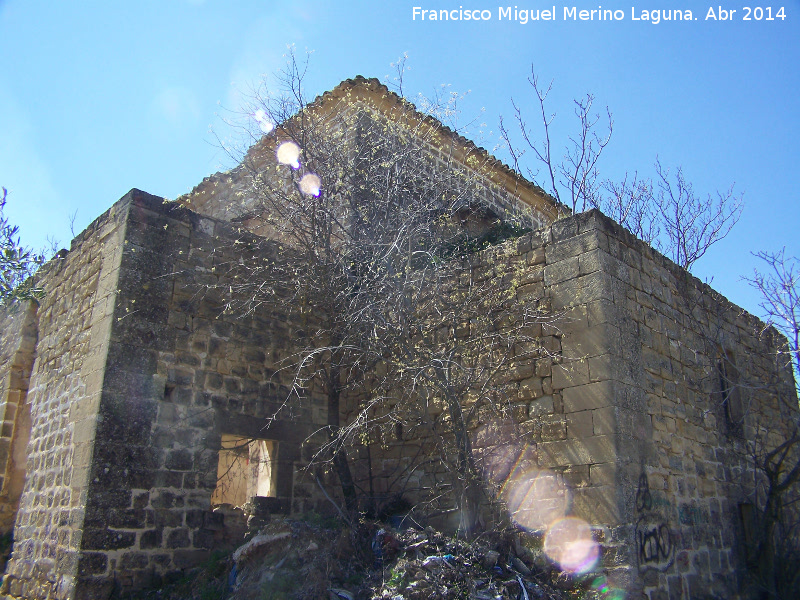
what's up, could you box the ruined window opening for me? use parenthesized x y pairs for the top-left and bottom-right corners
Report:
(210, 434), (277, 507)
(717, 357), (744, 436)
(738, 502), (757, 566)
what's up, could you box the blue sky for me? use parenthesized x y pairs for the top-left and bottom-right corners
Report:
(1, 0), (798, 317)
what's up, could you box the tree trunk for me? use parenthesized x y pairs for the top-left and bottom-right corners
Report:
(327, 366), (358, 516)
(444, 385), (483, 536)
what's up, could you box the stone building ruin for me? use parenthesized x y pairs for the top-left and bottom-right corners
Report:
(0, 78), (797, 600)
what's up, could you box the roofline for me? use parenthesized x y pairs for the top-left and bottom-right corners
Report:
(182, 76), (565, 223)
(305, 76), (563, 221)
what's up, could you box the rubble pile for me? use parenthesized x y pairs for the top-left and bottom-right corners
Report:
(363, 526), (573, 600)
(132, 517), (606, 600)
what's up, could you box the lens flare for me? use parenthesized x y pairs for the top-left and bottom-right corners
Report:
(473, 420), (536, 486)
(472, 420), (570, 532)
(254, 109), (274, 133)
(276, 141), (301, 168)
(544, 517), (599, 574)
(592, 576), (625, 600)
(482, 444), (524, 485)
(503, 469), (571, 531)
(299, 173), (321, 197)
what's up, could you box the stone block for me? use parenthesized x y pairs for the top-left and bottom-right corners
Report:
(166, 528), (191, 549)
(516, 282), (544, 302)
(572, 486), (621, 525)
(552, 360), (591, 390)
(551, 216), (579, 241)
(550, 271), (614, 310)
(75, 552), (107, 577)
(589, 463), (616, 487)
(538, 435), (616, 468)
(577, 248), (607, 276)
(507, 362), (535, 381)
(544, 256), (580, 286)
(527, 247), (546, 266)
(562, 381), (614, 412)
(592, 406), (617, 435)
(566, 410), (593, 438)
(73, 577), (115, 600)
(81, 528), (136, 550)
(541, 417), (567, 441)
(546, 232), (601, 263)
(105, 508), (148, 530)
(552, 305), (589, 338)
(529, 396), (554, 416)
(72, 418), (98, 445)
(586, 354), (616, 382)
(518, 377), (543, 400)
(140, 528), (162, 549)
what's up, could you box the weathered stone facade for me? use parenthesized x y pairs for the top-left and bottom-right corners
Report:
(475, 211), (800, 598)
(333, 208), (799, 598)
(0, 301), (37, 535)
(0, 191), (335, 599)
(0, 78), (797, 599)
(181, 77), (558, 234)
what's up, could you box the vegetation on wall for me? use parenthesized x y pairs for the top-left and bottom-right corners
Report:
(0, 187), (44, 305)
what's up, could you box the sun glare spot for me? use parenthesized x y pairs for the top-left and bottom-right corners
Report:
(277, 141), (301, 168)
(254, 109), (274, 133)
(592, 576), (626, 599)
(502, 469), (570, 532)
(299, 173), (321, 197)
(544, 517), (599, 574)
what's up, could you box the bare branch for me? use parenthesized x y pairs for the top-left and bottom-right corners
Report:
(746, 249), (800, 394)
(653, 159), (744, 270)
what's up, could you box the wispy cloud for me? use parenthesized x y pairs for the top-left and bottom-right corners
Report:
(152, 86), (202, 128)
(224, 7), (316, 113)
(0, 78), (63, 250)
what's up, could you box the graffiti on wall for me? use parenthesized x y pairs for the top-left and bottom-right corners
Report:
(635, 471), (676, 570)
(635, 473), (652, 512)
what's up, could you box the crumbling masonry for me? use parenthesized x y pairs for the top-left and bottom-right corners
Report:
(0, 78), (797, 600)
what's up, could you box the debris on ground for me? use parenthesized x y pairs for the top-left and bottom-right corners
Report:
(130, 516), (609, 600)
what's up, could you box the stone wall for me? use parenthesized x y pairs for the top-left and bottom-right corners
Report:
(1, 191), (332, 599)
(513, 211), (797, 598)
(553, 211), (798, 599)
(70, 191), (330, 597)
(341, 210), (798, 599)
(0, 191), (796, 599)
(1, 199), (130, 600)
(0, 301), (38, 534)
(179, 79), (556, 234)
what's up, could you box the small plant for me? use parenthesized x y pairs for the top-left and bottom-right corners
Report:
(386, 565), (408, 589)
(261, 572), (298, 600)
(301, 510), (344, 529)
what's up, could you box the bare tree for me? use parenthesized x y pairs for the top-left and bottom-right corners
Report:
(499, 70), (610, 215)
(500, 66), (743, 272)
(653, 160), (743, 271)
(601, 172), (660, 245)
(211, 54), (553, 531)
(747, 249), (800, 385)
(742, 249), (800, 598)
